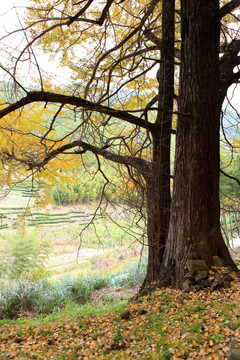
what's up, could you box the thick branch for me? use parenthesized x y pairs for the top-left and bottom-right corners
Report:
(67, 0), (94, 25)
(220, 0), (240, 18)
(33, 139), (151, 175)
(219, 39), (240, 104)
(143, 29), (181, 60)
(228, 70), (240, 85)
(231, 55), (240, 67)
(0, 91), (155, 132)
(220, 39), (240, 59)
(67, 0), (114, 26)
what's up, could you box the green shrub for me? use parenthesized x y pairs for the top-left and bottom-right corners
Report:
(0, 274), (109, 319)
(0, 230), (51, 279)
(0, 261), (146, 319)
(0, 279), (48, 318)
(109, 260), (147, 288)
(55, 274), (109, 303)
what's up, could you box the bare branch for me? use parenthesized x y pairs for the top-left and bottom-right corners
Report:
(220, 169), (240, 187)
(98, 46), (159, 102)
(41, 104), (64, 143)
(0, 65), (28, 94)
(85, 0), (161, 96)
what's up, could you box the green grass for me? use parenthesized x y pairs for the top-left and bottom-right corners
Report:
(0, 299), (127, 328)
(0, 207), (25, 210)
(0, 259), (145, 319)
(27, 219), (74, 225)
(47, 253), (86, 269)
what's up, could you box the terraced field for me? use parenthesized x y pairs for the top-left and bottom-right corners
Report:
(0, 182), (107, 230)
(0, 183), (143, 279)
(0, 207), (106, 229)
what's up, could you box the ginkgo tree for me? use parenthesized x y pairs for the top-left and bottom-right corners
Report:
(0, 94), (83, 199)
(0, 0), (239, 291)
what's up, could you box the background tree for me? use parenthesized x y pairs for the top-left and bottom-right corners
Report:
(0, 0), (239, 291)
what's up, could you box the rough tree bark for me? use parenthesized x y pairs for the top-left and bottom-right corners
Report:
(154, 0), (238, 289)
(142, 0), (175, 286)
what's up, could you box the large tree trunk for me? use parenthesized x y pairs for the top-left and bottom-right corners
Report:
(142, 0), (175, 287)
(156, 0), (238, 289)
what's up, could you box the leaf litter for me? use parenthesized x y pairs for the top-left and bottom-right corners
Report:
(0, 273), (239, 359)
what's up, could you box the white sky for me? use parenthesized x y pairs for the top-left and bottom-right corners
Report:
(0, 0), (70, 85)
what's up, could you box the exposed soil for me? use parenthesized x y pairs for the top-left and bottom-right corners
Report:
(89, 286), (138, 304)
(230, 246), (240, 263)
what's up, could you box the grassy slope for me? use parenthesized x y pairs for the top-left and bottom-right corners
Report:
(0, 273), (239, 359)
